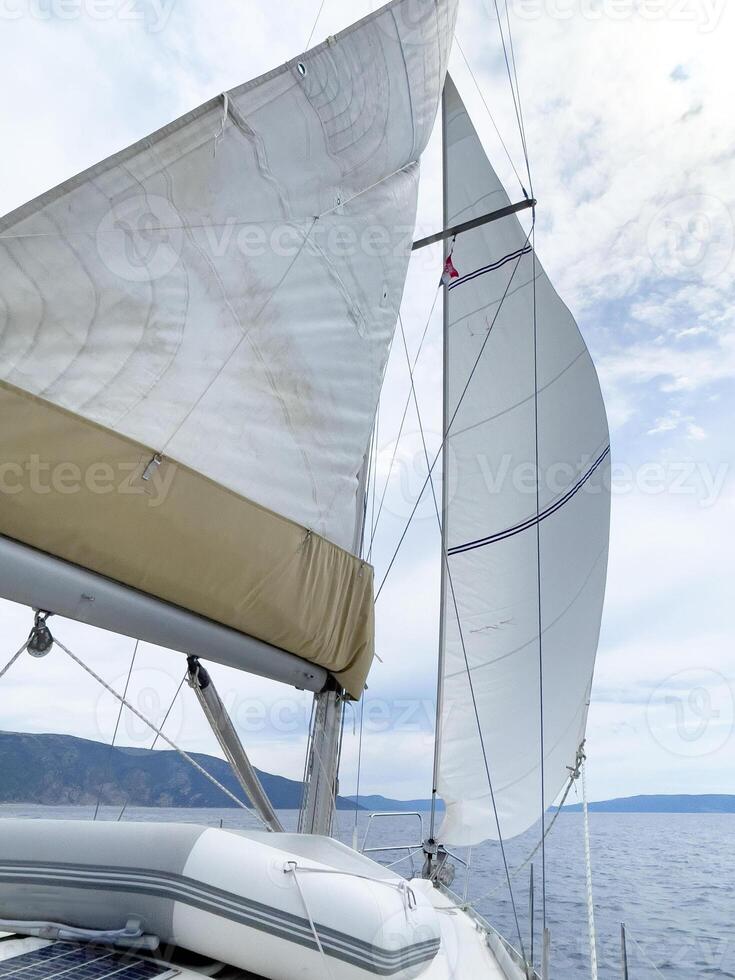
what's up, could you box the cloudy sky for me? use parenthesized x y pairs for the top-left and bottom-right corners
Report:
(0, 0), (732, 809)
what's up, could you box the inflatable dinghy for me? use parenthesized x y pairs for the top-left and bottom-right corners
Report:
(0, 820), (441, 980)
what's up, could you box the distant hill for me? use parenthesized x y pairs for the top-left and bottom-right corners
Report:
(344, 794), (445, 813)
(560, 794), (735, 814)
(0, 731), (360, 810)
(352, 794), (735, 815)
(2, 733), (731, 815)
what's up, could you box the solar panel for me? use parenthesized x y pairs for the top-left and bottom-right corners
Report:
(0, 942), (177, 979)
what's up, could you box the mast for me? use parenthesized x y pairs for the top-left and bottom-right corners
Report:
(299, 679), (345, 836)
(428, 84), (450, 847)
(300, 453), (370, 837)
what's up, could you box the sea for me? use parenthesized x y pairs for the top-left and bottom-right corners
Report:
(1, 805), (732, 979)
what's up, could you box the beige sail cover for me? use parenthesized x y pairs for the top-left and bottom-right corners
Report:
(0, 0), (458, 697)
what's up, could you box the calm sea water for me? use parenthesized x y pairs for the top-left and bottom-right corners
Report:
(1, 806), (732, 979)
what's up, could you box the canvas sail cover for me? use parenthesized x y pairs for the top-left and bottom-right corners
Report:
(0, 0), (457, 698)
(436, 78), (610, 844)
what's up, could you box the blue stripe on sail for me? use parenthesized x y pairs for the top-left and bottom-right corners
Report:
(447, 243), (533, 291)
(448, 446), (611, 556)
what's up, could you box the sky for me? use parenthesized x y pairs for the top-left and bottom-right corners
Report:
(0, 0), (732, 809)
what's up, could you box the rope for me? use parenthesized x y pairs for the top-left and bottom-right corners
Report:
(0, 642), (28, 681)
(213, 92), (229, 156)
(54, 636), (267, 826)
(94, 640), (139, 821)
(582, 758), (599, 980)
(284, 862), (336, 980)
(286, 862), (417, 911)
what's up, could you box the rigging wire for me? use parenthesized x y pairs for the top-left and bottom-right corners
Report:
(93, 639), (139, 821)
(352, 696), (366, 850)
(367, 286), (442, 560)
(455, 38), (527, 197)
(490, 0), (533, 194)
(157, 217), (317, 460)
(298, 696), (318, 832)
(368, 403), (380, 554)
(469, 744), (584, 907)
(0, 642), (28, 682)
(305, 0), (327, 50)
(374, 231), (532, 603)
(502, 0), (532, 193)
(333, 693), (348, 844)
(55, 636), (268, 826)
(116, 673), (187, 822)
(396, 310), (527, 961)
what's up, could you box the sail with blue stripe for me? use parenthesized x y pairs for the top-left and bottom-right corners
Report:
(436, 77), (611, 846)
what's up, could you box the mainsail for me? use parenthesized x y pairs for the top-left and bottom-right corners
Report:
(436, 78), (610, 845)
(0, 0), (458, 698)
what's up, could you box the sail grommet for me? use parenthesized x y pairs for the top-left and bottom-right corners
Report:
(297, 62), (307, 77)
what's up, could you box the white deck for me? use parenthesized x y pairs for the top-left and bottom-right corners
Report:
(411, 880), (515, 979)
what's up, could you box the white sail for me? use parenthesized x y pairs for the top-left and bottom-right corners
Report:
(0, 0), (457, 697)
(436, 77), (611, 845)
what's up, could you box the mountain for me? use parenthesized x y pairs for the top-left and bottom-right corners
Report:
(347, 794), (735, 815)
(0, 731), (361, 810)
(2, 733), (731, 815)
(560, 794), (735, 814)
(343, 794), (444, 813)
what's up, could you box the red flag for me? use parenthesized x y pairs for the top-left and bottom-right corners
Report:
(441, 254), (459, 287)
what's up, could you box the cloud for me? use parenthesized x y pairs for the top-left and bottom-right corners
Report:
(647, 410), (707, 440)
